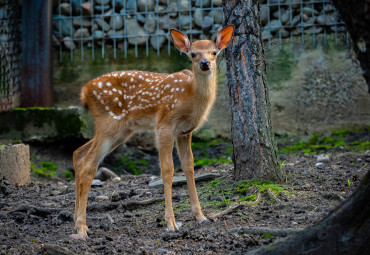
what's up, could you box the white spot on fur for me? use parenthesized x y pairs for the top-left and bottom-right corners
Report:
(105, 106), (109, 110)
(118, 101), (122, 107)
(106, 82), (112, 87)
(98, 82), (103, 88)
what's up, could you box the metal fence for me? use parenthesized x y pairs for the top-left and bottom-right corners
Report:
(51, 0), (346, 62)
(0, 0), (21, 112)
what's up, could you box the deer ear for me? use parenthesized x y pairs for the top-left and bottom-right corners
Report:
(215, 25), (234, 50)
(170, 29), (191, 53)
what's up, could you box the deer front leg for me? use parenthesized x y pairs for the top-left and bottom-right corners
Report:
(157, 128), (179, 232)
(176, 133), (208, 223)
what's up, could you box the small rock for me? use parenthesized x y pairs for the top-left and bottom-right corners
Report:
(144, 14), (157, 34)
(356, 158), (362, 162)
(50, 189), (61, 196)
(316, 14), (337, 25)
(126, 18), (147, 45)
(95, 195), (109, 202)
(269, 19), (282, 32)
(145, 191), (152, 197)
(194, 9), (203, 27)
(91, 179), (102, 186)
(58, 3), (71, 16)
(315, 162), (324, 168)
(95, 0), (110, 4)
(138, 0), (155, 12)
(157, 248), (168, 254)
(42, 244), (76, 255)
(109, 15), (123, 30)
(73, 18), (92, 27)
(108, 29), (124, 38)
(317, 154), (329, 163)
(208, 9), (223, 24)
(95, 18), (110, 31)
(150, 29), (166, 50)
(63, 37), (76, 50)
(74, 28), (90, 38)
(93, 30), (104, 39)
(202, 16), (213, 30)
(94, 5), (110, 12)
(168, 2), (178, 18)
(113, 176), (121, 182)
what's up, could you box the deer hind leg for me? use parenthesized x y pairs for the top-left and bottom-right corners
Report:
(71, 128), (133, 240)
(73, 139), (94, 222)
(157, 127), (179, 232)
(176, 133), (208, 223)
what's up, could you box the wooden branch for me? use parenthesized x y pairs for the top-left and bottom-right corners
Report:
(266, 188), (281, 204)
(87, 195), (179, 212)
(209, 191), (262, 222)
(229, 227), (303, 237)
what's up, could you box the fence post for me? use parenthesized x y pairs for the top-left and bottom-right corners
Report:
(21, 0), (53, 107)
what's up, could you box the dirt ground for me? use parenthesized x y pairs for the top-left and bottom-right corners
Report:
(1, 143), (369, 255)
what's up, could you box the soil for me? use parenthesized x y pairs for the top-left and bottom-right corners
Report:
(1, 142), (369, 255)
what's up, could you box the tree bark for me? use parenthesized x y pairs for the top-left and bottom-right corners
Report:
(222, 0), (284, 181)
(332, 0), (370, 93)
(244, 1), (370, 254)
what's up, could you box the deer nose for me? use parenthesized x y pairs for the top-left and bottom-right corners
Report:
(199, 59), (210, 71)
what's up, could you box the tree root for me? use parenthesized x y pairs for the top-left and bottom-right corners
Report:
(9, 204), (62, 217)
(87, 194), (179, 212)
(229, 227), (303, 237)
(266, 188), (281, 204)
(209, 191), (262, 222)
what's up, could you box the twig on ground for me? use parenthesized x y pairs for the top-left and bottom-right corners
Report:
(209, 191), (262, 222)
(266, 188), (281, 204)
(229, 227), (304, 237)
(87, 194), (179, 212)
(9, 204), (62, 216)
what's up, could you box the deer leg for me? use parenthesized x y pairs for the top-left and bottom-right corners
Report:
(73, 140), (94, 221)
(71, 129), (133, 240)
(157, 128), (178, 231)
(176, 133), (208, 223)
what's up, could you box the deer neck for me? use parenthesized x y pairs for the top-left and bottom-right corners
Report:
(191, 66), (217, 103)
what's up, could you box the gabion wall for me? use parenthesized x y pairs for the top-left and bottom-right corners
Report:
(52, 0), (345, 61)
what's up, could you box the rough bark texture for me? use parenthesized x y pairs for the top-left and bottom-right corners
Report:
(332, 0), (370, 93)
(245, 1), (370, 254)
(246, 171), (370, 255)
(0, 144), (30, 186)
(222, 0), (284, 181)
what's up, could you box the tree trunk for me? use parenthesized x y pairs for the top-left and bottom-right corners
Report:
(222, 0), (284, 181)
(332, 0), (370, 93)
(244, 1), (370, 254)
(246, 171), (370, 255)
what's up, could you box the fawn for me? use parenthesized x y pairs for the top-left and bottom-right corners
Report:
(70, 25), (234, 239)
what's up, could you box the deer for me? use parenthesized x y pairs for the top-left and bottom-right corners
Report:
(70, 25), (234, 240)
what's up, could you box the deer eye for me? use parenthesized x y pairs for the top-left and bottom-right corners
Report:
(212, 51), (217, 56)
(191, 53), (196, 58)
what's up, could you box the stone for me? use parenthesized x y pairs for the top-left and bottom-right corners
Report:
(195, 0), (211, 7)
(91, 179), (102, 186)
(304, 27), (323, 34)
(154, 5), (165, 13)
(150, 29), (166, 50)
(126, 0), (137, 12)
(208, 9), (223, 24)
(95, 167), (119, 180)
(158, 16), (177, 30)
(108, 29), (124, 38)
(317, 154), (329, 163)
(42, 244), (76, 255)
(113, 177), (121, 182)
(109, 15), (123, 30)
(302, 7), (319, 16)
(63, 37), (76, 50)
(149, 173), (220, 187)
(179, 16), (192, 30)
(95, 195), (109, 202)
(260, 5), (268, 25)
(279, 29), (289, 38)
(286, 15), (300, 27)
(58, 3), (71, 16)
(269, 19), (282, 32)
(262, 30), (271, 41)
(0, 144), (30, 186)
(138, 0), (155, 12)
(281, 10), (290, 24)
(213, 0), (222, 6)
(322, 4), (336, 13)
(144, 14), (156, 34)
(73, 28), (90, 38)
(168, 2), (178, 18)
(159, 0), (177, 4)
(95, 0), (110, 4)
(194, 9), (203, 27)
(316, 14), (337, 25)
(315, 162), (324, 168)
(126, 18), (147, 45)
(73, 18), (92, 27)
(202, 16), (213, 30)
(179, 0), (190, 11)
(53, 15), (75, 36)
(94, 5), (110, 12)
(93, 30), (104, 39)
(95, 18), (110, 31)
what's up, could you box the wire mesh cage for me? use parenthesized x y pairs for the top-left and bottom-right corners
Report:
(52, 0), (347, 63)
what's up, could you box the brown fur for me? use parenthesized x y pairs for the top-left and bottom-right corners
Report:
(70, 26), (234, 239)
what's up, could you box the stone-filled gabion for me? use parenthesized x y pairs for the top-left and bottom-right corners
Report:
(52, 0), (342, 51)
